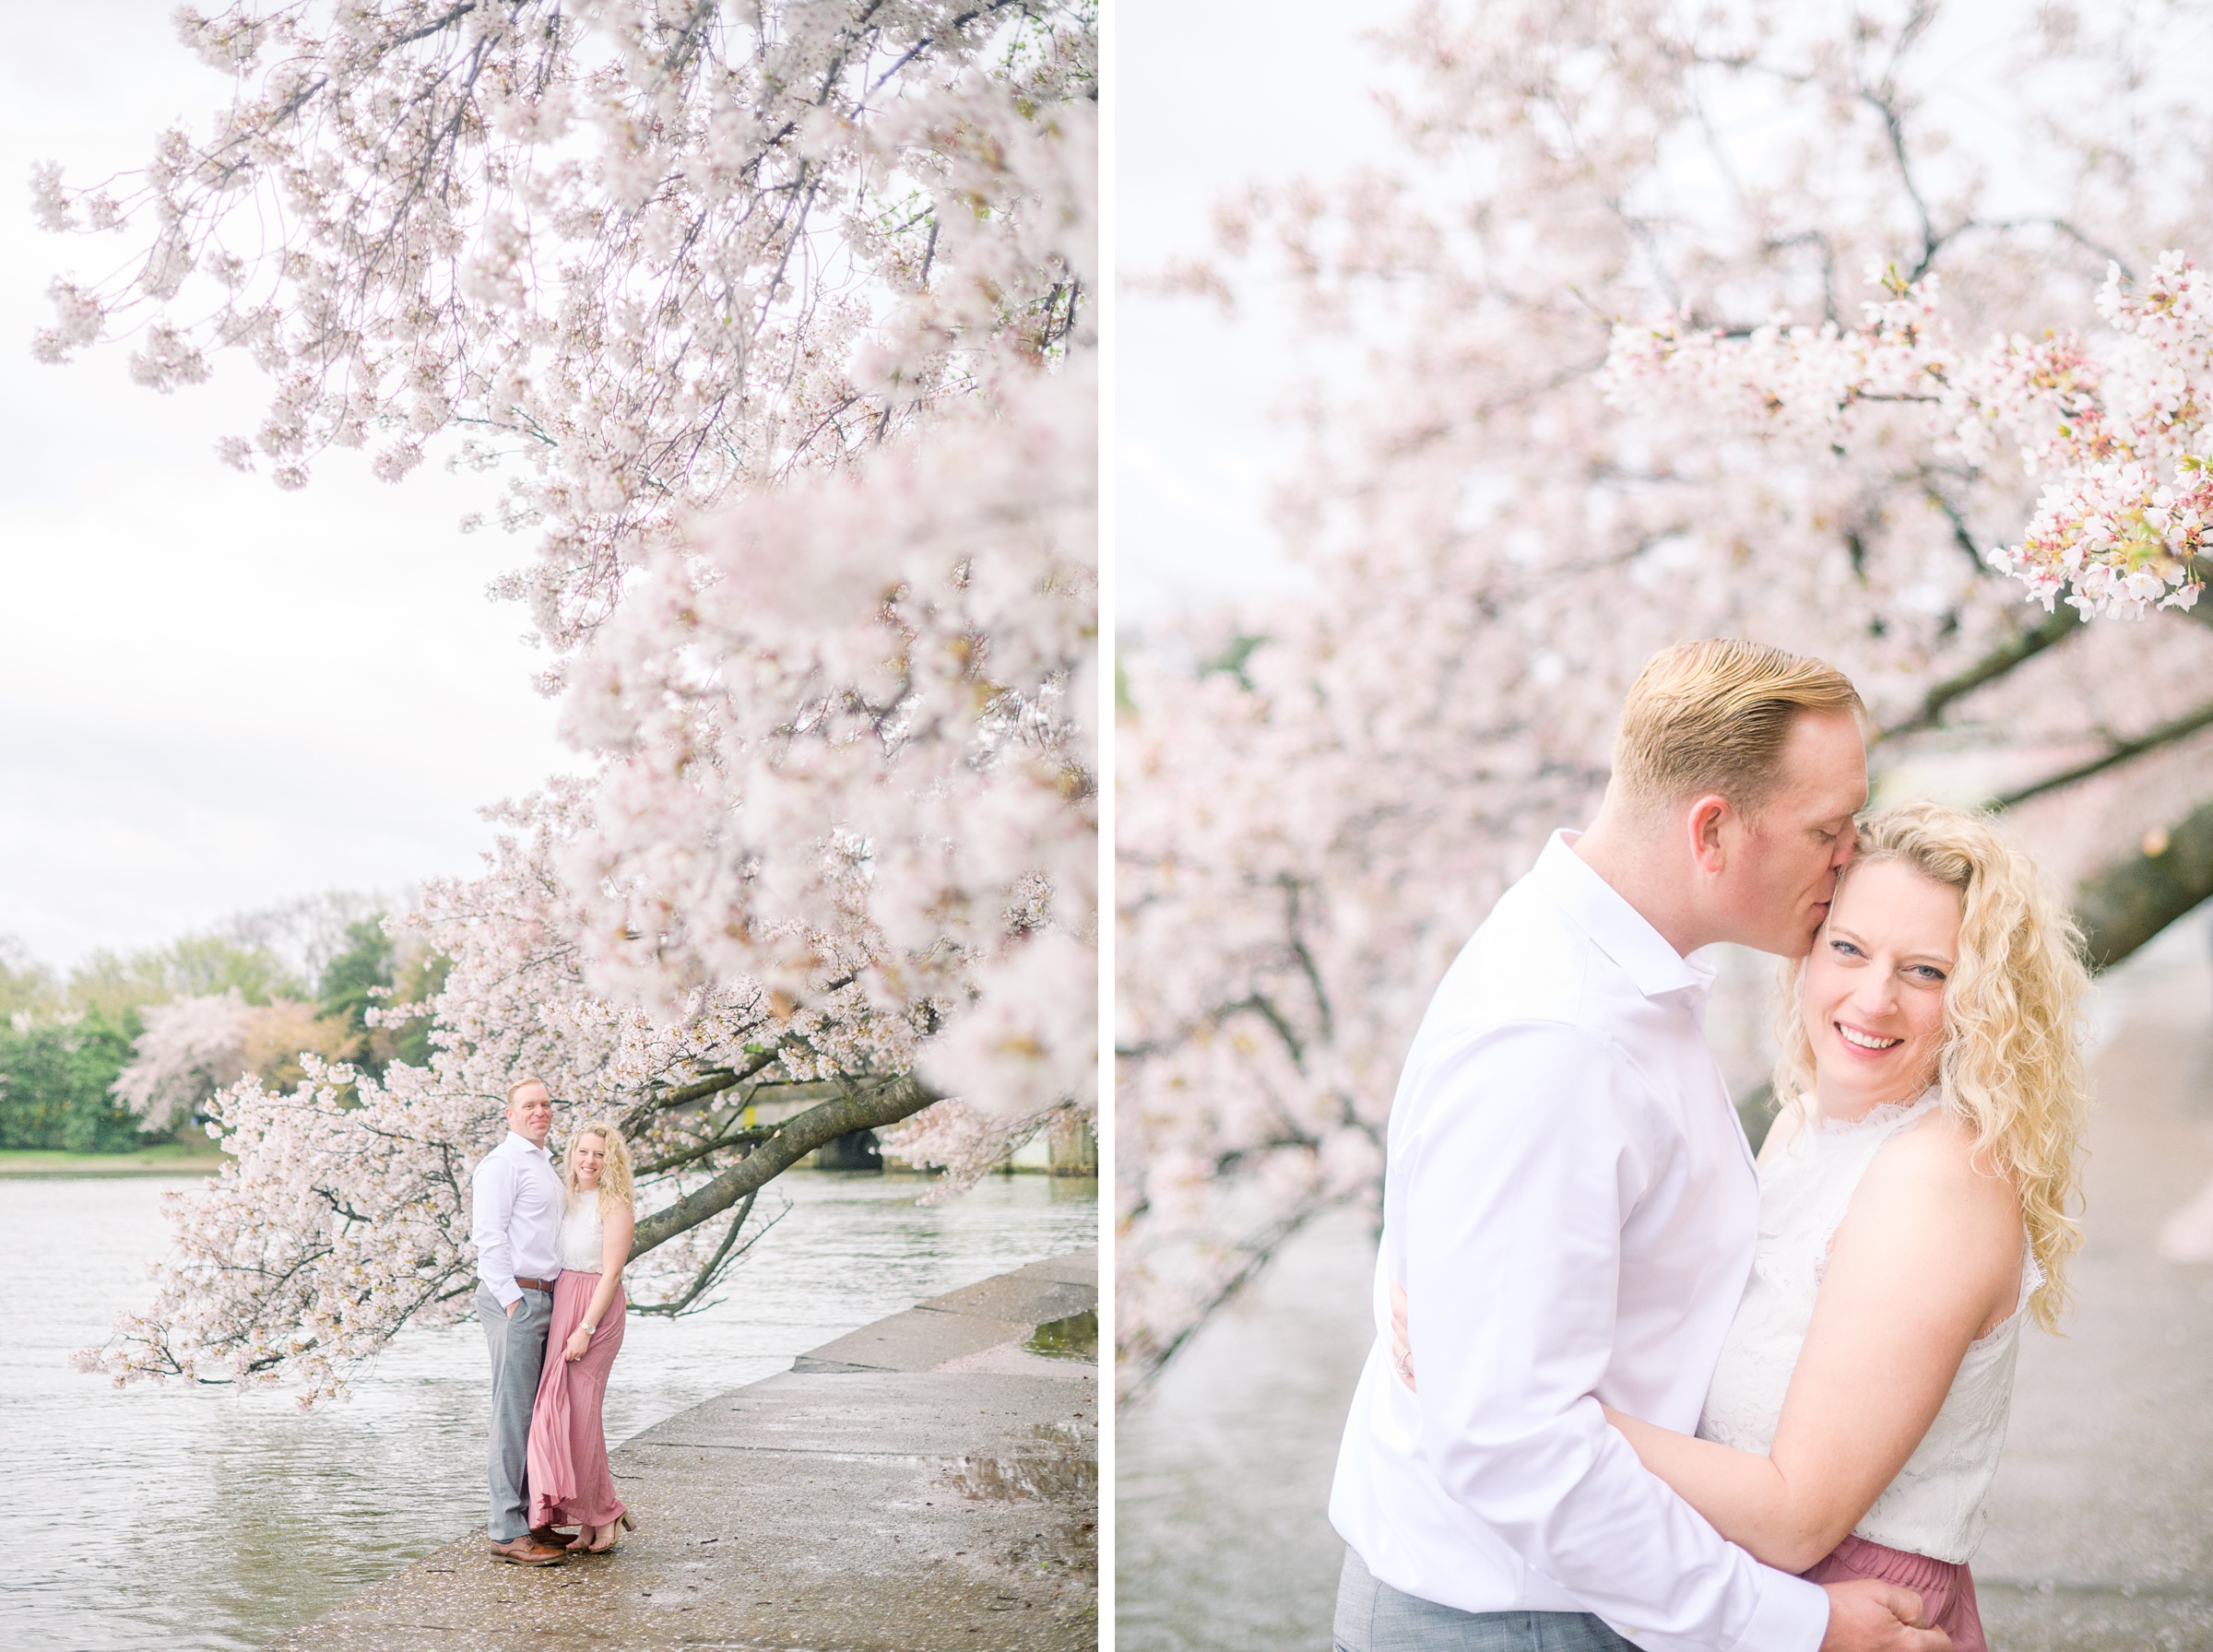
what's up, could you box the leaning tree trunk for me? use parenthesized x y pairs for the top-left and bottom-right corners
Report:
(628, 1072), (943, 1257)
(2071, 799), (2213, 972)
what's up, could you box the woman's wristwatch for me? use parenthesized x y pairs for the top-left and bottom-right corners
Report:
(580, 1322), (597, 1336)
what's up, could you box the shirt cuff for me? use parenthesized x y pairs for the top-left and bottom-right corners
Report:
(1731, 1568), (1829, 1652)
(487, 1279), (522, 1311)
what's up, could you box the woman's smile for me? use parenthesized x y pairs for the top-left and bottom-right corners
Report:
(1833, 1021), (1901, 1054)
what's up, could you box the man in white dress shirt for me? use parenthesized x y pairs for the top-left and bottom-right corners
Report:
(471, 1075), (569, 1565)
(1331, 642), (1951, 1652)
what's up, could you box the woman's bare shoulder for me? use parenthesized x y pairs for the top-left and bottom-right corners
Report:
(1861, 1106), (2020, 1229)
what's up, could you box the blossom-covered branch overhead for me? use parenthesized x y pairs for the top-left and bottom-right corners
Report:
(34, 0), (1093, 651)
(1606, 254), (2213, 619)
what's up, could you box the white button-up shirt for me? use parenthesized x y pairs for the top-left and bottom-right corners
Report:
(1330, 832), (1830, 1652)
(470, 1130), (565, 1310)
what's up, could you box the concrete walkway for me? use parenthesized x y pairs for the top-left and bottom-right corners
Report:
(271, 1248), (1097, 1652)
(1974, 939), (2213, 1650)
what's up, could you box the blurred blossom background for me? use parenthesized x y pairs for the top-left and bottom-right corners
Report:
(1115, 3), (2213, 1648)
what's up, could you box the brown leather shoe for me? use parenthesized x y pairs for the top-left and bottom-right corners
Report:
(490, 1535), (568, 1565)
(527, 1525), (575, 1551)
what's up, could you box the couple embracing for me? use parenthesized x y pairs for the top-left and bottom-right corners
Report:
(1333, 641), (2089, 1652)
(470, 1077), (640, 1565)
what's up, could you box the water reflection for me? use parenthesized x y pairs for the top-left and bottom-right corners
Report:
(5, 1169), (1095, 1651)
(1116, 1207), (1377, 1652)
(945, 1422), (1097, 1504)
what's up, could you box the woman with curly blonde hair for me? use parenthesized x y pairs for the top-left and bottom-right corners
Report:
(526, 1118), (638, 1553)
(1603, 798), (2091, 1652)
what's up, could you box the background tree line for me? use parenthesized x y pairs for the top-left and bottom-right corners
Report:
(0, 896), (445, 1152)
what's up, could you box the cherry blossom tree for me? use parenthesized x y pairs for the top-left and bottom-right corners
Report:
(112, 988), (352, 1128)
(107, 994), (255, 1131)
(34, 0), (1094, 650)
(83, 783), (913, 1399)
(1118, 0), (2213, 1393)
(49, 0), (1095, 1398)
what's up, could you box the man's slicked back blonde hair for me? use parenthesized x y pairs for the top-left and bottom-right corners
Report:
(1613, 639), (1864, 815)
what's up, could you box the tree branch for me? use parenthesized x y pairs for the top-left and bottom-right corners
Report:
(1117, 1192), (1341, 1404)
(1992, 701), (2213, 810)
(1878, 607), (2080, 740)
(628, 1072), (941, 1257)
(630, 1188), (770, 1316)
(634, 1124), (776, 1175)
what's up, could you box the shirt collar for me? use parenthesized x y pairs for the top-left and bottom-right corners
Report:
(1532, 831), (1716, 1009)
(503, 1128), (551, 1160)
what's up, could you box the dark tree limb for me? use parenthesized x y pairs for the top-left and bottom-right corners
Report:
(1992, 702), (2213, 810)
(634, 1124), (776, 1176)
(2072, 799), (2213, 971)
(628, 1072), (942, 1258)
(613, 1041), (802, 1139)
(1878, 607), (2079, 741)
(630, 1189), (773, 1317)
(1118, 1191), (1342, 1405)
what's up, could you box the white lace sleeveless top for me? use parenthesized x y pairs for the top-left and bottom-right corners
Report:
(1698, 1090), (2040, 1564)
(558, 1186), (604, 1274)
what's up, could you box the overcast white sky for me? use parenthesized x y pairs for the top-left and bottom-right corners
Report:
(0, 2), (573, 968)
(1115, 0), (1396, 625)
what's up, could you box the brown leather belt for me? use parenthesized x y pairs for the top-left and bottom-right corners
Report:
(515, 1276), (557, 1293)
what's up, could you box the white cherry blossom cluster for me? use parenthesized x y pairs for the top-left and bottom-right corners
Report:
(34, 0), (1094, 650)
(112, 990), (361, 1128)
(562, 358), (1098, 1189)
(1607, 254), (2213, 618)
(111, 990), (258, 1129)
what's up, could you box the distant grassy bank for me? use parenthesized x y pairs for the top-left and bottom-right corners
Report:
(0, 1141), (230, 1178)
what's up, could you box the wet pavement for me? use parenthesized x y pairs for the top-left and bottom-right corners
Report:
(269, 1249), (1099, 1652)
(1974, 936), (2213, 1650)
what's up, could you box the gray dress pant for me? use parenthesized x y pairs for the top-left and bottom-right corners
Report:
(1334, 1550), (1638, 1652)
(479, 1281), (553, 1541)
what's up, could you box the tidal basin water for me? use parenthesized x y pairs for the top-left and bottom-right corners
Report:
(5, 1168), (1096, 1651)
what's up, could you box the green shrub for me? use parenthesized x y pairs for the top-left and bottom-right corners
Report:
(0, 1012), (146, 1151)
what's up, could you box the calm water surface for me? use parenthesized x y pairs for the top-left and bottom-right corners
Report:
(1116, 1206), (1375, 1652)
(6, 1168), (1095, 1651)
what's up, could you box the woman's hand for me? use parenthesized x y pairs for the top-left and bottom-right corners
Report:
(564, 1325), (592, 1363)
(1390, 1280), (1416, 1390)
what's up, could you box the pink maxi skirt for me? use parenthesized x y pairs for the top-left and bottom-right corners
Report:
(526, 1269), (628, 1529)
(1804, 1534), (1984, 1652)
